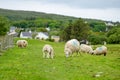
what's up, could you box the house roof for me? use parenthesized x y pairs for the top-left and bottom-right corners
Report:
(21, 32), (32, 37)
(51, 36), (60, 38)
(38, 32), (49, 36)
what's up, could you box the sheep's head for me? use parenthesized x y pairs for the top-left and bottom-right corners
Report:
(92, 50), (97, 55)
(64, 48), (72, 57)
(90, 51), (94, 55)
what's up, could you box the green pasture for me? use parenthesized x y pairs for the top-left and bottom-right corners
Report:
(0, 39), (120, 80)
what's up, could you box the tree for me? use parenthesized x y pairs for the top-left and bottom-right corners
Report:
(89, 21), (106, 32)
(0, 16), (9, 36)
(61, 20), (73, 41)
(88, 32), (107, 44)
(61, 18), (91, 41)
(71, 18), (90, 41)
(36, 28), (47, 32)
(106, 27), (120, 44)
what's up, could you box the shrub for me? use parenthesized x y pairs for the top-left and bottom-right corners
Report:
(46, 38), (54, 42)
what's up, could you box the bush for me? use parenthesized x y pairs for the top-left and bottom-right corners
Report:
(106, 27), (120, 44)
(88, 34), (107, 45)
(46, 38), (54, 42)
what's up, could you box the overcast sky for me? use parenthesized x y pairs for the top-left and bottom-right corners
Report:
(0, 0), (120, 22)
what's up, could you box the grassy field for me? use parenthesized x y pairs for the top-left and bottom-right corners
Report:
(0, 39), (120, 80)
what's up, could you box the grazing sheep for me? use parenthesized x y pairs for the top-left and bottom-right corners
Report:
(80, 44), (94, 54)
(42, 44), (54, 59)
(93, 46), (107, 56)
(64, 39), (80, 57)
(16, 40), (28, 48)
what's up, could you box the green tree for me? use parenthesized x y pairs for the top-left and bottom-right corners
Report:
(106, 27), (120, 44)
(89, 21), (106, 32)
(88, 32), (107, 44)
(61, 18), (90, 41)
(71, 18), (90, 41)
(0, 16), (9, 35)
(36, 28), (47, 32)
(61, 20), (73, 41)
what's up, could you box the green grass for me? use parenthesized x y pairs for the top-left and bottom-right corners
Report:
(0, 39), (120, 80)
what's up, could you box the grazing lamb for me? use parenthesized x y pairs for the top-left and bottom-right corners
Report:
(93, 46), (107, 56)
(42, 44), (54, 59)
(16, 40), (28, 48)
(64, 39), (80, 57)
(80, 44), (94, 54)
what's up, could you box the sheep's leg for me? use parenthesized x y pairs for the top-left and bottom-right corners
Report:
(21, 44), (24, 48)
(104, 53), (106, 56)
(51, 53), (54, 59)
(46, 53), (50, 58)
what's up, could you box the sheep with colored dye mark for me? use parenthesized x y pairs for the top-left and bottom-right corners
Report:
(64, 39), (80, 57)
(93, 46), (107, 56)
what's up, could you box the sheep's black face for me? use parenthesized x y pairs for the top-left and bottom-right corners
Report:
(91, 52), (94, 55)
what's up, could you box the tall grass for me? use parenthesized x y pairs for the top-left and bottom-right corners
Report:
(0, 39), (120, 80)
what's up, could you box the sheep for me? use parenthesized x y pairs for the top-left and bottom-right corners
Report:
(93, 46), (107, 56)
(16, 40), (28, 48)
(42, 44), (54, 59)
(80, 44), (94, 54)
(64, 39), (80, 57)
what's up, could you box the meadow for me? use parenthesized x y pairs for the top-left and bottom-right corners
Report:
(0, 39), (120, 80)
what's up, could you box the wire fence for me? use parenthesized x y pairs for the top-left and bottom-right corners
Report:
(0, 35), (14, 54)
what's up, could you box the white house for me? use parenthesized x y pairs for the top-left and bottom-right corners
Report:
(20, 32), (32, 39)
(35, 32), (49, 40)
(51, 35), (60, 42)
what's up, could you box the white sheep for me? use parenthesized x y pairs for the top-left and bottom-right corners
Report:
(16, 40), (28, 48)
(42, 44), (54, 59)
(93, 46), (107, 56)
(64, 39), (80, 57)
(80, 44), (94, 54)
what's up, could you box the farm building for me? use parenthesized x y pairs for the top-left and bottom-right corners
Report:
(35, 32), (49, 40)
(51, 36), (60, 42)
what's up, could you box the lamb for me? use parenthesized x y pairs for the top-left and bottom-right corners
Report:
(42, 44), (54, 59)
(16, 40), (28, 48)
(64, 39), (80, 57)
(93, 46), (107, 56)
(80, 44), (94, 54)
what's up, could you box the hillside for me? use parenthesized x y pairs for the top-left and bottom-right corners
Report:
(0, 8), (77, 21)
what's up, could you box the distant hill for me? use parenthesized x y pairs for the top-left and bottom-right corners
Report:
(0, 8), (106, 22)
(0, 8), (77, 21)
(1, 8), (117, 32)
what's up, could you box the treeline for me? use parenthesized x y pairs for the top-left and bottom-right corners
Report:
(12, 18), (68, 30)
